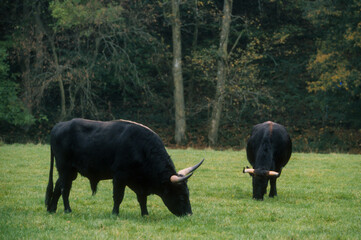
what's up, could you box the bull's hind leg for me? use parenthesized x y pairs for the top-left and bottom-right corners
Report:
(136, 194), (148, 216)
(269, 178), (277, 198)
(47, 179), (62, 213)
(112, 178), (126, 215)
(60, 169), (77, 213)
(61, 180), (73, 213)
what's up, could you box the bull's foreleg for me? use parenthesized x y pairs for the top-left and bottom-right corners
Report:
(47, 179), (62, 213)
(136, 194), (148, 216)
(269, 178), (277, 198)
(112, 179), (125, 215)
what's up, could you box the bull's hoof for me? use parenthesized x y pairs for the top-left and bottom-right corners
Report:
(47, 207), (57, 213)
(64, 209), (72, 213)
(141, 212), (149, 217)
(112, 210), (119, 216)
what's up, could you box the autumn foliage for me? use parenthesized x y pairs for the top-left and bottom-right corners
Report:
(0, 0), (360, 152)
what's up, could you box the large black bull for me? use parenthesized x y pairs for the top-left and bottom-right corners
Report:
(243, 121), (292, 200)
(45, 118), (204, 216)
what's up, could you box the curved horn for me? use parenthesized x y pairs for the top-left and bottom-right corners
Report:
(177, 159), (204, 176)
(170, 172), (193, 184)
(243, 167), (255, 174)
(267, 171), (279, 176)
(243, 167), (279, 176)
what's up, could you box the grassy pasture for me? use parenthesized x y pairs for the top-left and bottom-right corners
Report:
(0, 144), (360, 239)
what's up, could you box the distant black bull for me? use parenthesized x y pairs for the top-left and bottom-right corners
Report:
(243, 121), (292, 200)
(45, 118), (204, 216)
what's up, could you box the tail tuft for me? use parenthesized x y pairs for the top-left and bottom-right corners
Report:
(45, 148), (55, 206)
(90, 179), (99, 196)
(45, 181), (53, 206)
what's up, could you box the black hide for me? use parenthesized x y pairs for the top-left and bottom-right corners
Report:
(45, 118), (197, 216)
(246, 121), (292, 200)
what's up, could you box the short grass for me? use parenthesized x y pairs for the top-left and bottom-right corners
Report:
(0, 144), (360, 239)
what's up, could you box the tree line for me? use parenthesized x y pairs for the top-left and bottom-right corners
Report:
(0, 0), (360, 152)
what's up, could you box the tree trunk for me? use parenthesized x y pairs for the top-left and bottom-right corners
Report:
(49, 37), (66, 120)
(208, 0), (233, 146)
(172, 0), (186, 144)
(193, 0), (199, 48)
(20, 2), (33, 115)
(34, 2), (66, 120)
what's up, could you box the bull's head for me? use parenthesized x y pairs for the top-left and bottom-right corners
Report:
(161, 159), (204, 216)
(243, 166), (279, 200)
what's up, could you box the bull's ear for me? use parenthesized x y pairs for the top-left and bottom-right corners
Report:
(170, 173), (193, 184)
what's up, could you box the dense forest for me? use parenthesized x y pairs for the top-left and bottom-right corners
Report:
(0, 0), (360, 153)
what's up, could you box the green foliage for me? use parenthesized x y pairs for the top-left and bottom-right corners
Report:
(1, 0), (360, 147)
(305, 0), (361, 97)
(0, 145), (360, 239)
(50, 0), (124, 30)
(301, 0), (361, 129)
(45, 0), (164, 119)
(0, 45), (34, 126)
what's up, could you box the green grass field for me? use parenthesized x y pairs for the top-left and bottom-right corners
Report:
(0, 144), (360, 239)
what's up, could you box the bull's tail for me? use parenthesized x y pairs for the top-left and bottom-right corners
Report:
(90, 179), (99, 196)
(45, 147), (54, 207)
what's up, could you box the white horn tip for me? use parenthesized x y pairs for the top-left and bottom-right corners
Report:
(268, 171), (279, 176)
(243, 168), (255, 174)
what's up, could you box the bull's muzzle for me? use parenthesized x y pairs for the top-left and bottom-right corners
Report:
(243, 167), (279, 176)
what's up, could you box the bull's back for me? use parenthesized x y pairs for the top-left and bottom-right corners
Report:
(270, 124), (292, 167)
(50, 119), (158, 178)
(247, 122), (291, 167)
(51, 119), (121, 154)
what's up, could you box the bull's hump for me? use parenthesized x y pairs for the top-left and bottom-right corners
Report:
(117, 119), (156, 135)
(266, 121), (274, 136)
(68, 118), (158, 137)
